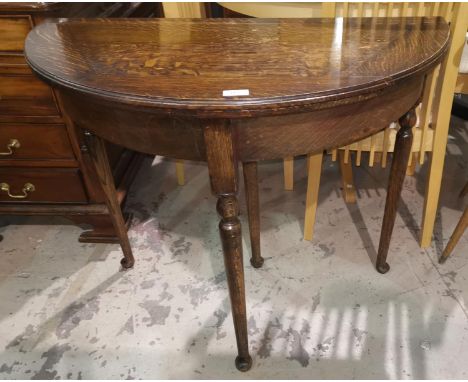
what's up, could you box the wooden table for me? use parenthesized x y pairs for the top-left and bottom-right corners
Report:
(25, 18), (449, 371)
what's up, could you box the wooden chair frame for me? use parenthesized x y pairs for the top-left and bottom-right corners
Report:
(301, 2), (468, 247)
(163, 2), (468, 250)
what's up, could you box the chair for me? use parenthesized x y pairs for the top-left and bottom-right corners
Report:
(440, 32), (468, 263)
(161, 2), (468, 251)
(301, 2), (468, 247)
(211, 2), (468, 247)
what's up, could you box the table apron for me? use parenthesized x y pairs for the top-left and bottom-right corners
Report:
(235, 75), (424, 161)
(57, 75), (424, 162)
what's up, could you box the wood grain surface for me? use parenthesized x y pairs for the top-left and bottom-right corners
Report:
(25, 17), (449, 117)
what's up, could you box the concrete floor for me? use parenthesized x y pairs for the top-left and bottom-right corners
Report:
(0, 117), (467, 379)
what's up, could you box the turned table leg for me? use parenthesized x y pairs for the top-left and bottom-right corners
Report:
(205, 121), (252, 372)
(84, 131), (135, 269)
(243, 162), (264, 268)
(376, 108), (416, 273)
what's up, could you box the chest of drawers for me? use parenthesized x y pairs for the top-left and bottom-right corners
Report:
(0, 2), (161, 243)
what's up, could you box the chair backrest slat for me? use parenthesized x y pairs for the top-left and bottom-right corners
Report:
(372, 2), (380, 17)
(356, 140), (363, 165)
(386, 2), (393, 17)
(357, 3), (364, 17)
(318, 1), (458, 167)
(417, 2), (425, 16)
(321, 2), (336, 18)
(419, 68), (439, 164)
(381, 128), (391, 168)
(342, 2), (349, 17)
(402, 2), (409, 16)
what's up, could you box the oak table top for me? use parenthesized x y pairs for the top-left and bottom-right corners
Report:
(26, 17), (449, 116)
(25, 17), (449, 372)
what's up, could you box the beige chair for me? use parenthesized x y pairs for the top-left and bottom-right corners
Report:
(300, 2), (468, 248)
(440, 32), (468, 263)
(162, 2), (468, 250)
(214, 2), (468, 248)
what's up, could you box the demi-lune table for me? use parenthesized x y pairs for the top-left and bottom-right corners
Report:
(25, 18), (449, 371)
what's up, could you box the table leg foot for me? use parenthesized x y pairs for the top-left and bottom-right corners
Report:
(120, 256), (135, 269)
(376, 262), (390, 274)
(250, 257), (264, 268)
(376, 108), (416, 273)
(235, 355), (253, 372)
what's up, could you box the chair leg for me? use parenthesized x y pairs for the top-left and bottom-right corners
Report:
(460, 181), (468, 198)
(175, 159), (185, 186)
(406, 153), (417, 176)
(420, 135), (449, 248)
(338, 150), (357, 204)
(283, 157), (294, 191)
(439, 207), (468, 264)
(304, 152), (323, 241)
(243, 162), (264, 268)
(374, 152), (382, 165)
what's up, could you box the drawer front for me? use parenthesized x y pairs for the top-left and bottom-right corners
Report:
(0, 168), (87, 203)
(0, 124), (75, 160)
(0, 54), (31, 75)
(0, 75), (59, 116)
(0, 16), (31, 52)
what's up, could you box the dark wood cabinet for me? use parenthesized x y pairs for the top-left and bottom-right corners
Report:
(0, 2), (162, 242)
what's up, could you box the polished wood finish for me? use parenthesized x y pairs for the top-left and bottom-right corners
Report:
(376, 108), (416, 273)
(242, 161), (263, 268)
(0, 124), (74, 161)
(83, 131), (135, 268)
(0, 74), (58, 116)
(25, 17), (449, 371)
(0, 15), (32, 51)
(234, 77), (424, 160)
(0, 168), (87, 203)
(204, 121), (252, 371)
(0, 2), (160, 243)
(25, 18), (449, 117)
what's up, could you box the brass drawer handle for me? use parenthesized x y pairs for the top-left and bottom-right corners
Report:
(0, 139), (20, 156)
(0, 182), (35, 199)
